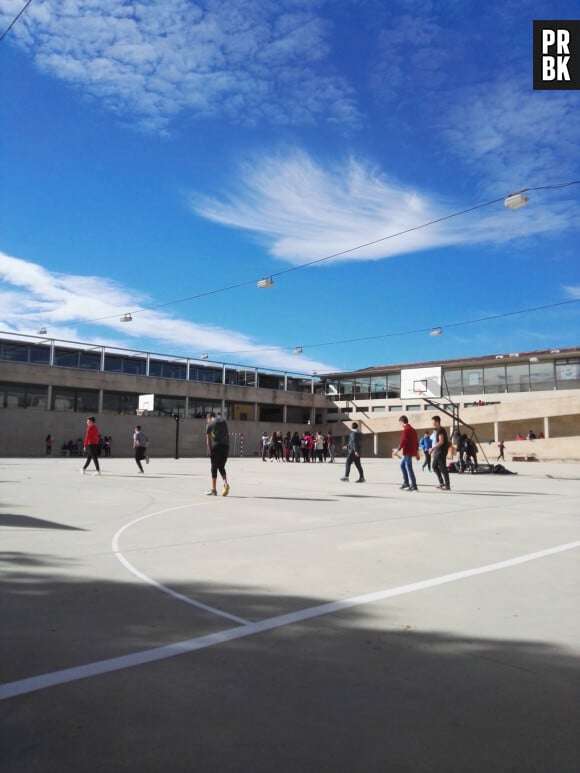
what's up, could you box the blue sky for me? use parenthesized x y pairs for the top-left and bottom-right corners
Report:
(1, 0), (579, 375)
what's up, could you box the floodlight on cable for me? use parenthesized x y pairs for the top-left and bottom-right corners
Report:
(504, 193), (528, 210)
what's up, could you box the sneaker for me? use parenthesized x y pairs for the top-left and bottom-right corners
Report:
(138, 470), (144, 474)
(78, 469), (86, 474)
(340, 476), (349, 482)
(205, 489), (217, 496)
(400, 484), (409, 490)
(222, 483), (230, 497)
(92, 471), (102, 476)
(355, 478), (365, 483)
(145, 456), (150, 465)
(408, 486), (418, 492)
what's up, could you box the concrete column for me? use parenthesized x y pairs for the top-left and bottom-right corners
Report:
(47, 384), (52, 411)
(98, 389), (103, 414)
(222, 364), (226, 385)
(145, 352), (150, 377)
(254, 402), (258, 421)
(49, 340), (55, 367)
(494, 421), (499, 443)
(373, 433), (378, 456)
(186, 359), (190, 381)
(284, 373), (288, 391)
(543, 416), (550, 439)
(283, 405), (288, 423)
(100, 346), (105, 371)
(221, 398), (226, 417)
(184, 396), (189, 418)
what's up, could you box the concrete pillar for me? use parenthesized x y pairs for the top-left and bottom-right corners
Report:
(373, 433), (378, 456)
(49, 340), (55, 367)
(184, 396), (189, 417)
(221, 398), (226, 418)
(98, 389), (103, 414)
(283, 405), (288, 423)
(222, 364), (226, 385)
(99, 346), (105, 371)
(543, 416), (550, 439)
(284, 373), (288, 391)
(254, 402), (258, 421)
(47, 384), (52, 411)
(494, 421), (499, 443)
(145, 352), (150, 377)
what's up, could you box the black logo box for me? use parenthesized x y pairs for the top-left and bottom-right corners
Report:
(533, 20), (580, 90)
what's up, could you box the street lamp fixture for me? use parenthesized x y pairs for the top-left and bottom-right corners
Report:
(293, 347), (303, 354)
(37, 327), (47, 335)
(504, 193), (528, 210)
(257, 276), (274, 289)
(199, 353), (209, 360)
(120, 313), (133, 322)
(429, 327), (442, 337)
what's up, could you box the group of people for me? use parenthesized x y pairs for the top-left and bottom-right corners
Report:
(392, 415), (452, 492)
(76, 417), (148, 475)
(260, 431), (336, 464)
(57, 434), (112, 457)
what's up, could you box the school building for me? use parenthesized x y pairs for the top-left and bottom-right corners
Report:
(0, 332), (578, 461)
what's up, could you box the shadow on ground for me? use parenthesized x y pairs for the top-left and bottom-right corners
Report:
(0, 551), (578, 773)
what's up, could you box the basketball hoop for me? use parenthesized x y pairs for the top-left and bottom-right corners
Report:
(415, 390), (425, 399)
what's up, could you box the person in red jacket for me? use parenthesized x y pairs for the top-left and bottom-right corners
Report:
(394, 415), (419, 491)
(81, 416), (101, 475)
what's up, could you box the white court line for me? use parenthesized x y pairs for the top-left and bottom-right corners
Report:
(112, 504), (250, 626)
(2, 539), (579, 701)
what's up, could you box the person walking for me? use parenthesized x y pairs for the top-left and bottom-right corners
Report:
(80, 416), (101, 475)
(497, 440), (505, 461)
(45, 434), (52, 456)
(340, 421), (365, 482)
(206, 412), (230, 496)
(395, 416), (419, 491)
(419, 431), (432, 471)
(133, 425), (149, 473)
(429, 415), (450, 491)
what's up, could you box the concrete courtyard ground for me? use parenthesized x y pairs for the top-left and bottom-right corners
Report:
(1, 455), (579, 772)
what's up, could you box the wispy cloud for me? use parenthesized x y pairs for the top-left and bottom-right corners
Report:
(0, 251), (336, 372)
(190, 149), (580, 265)
(0, 0), (358, 131)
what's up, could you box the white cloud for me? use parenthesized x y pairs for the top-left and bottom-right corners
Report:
(0, 0), (358, 130)
(190, 150), (580, 265)
(0, 251), (336, 372)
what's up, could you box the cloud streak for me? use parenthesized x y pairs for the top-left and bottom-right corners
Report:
(0, 251), (336, 372)
(190, 150), (580, 265)
(0, 0), (358, 131)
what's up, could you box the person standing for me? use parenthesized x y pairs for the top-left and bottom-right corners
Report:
(45, 434), (52, 456)
(395, 416), (419, 491)
(327, 431), (335, 463)
(80, 416), (101, 476)
(497, 440), (505, 461)
(133, 425), (149, 474)
(340, 421), (365, 482)
(429, 415), (450, 491)
(419, 431), (432, 471)
(206, 412), (230, 496)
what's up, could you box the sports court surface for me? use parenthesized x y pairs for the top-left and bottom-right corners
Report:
(1, 455), (579, 772)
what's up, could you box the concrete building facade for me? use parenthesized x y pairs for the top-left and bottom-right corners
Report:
(0, 333), (578, 461)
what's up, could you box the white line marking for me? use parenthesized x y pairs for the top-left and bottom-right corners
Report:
(2, 539), (579, 701)
(112, 504), (250, 626)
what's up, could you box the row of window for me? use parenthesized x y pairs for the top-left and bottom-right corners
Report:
(0, 383), (317, 424)
(325, 359), (580, 398)
(0, 342), (313, 392)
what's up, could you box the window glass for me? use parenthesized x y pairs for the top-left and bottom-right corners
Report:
(462, 368), (484, 394)
(29, 345), (51, 364)
(483, 365), (506, 394)
(78, 352), (101, 370)
(0, 343), (28, 362)
(387, 374), (400, 399)
(530, 362), (555, 391)
(442, 369), (462, 395)
(555, 359), (580, 390)
(54, 349), (79, 368)
(102, 392), (138, 414)
(506, 363), (530, 392)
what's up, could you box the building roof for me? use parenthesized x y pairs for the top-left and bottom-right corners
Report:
(322, 346), (580, 379)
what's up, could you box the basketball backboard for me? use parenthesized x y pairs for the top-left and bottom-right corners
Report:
(138, 393), (155, 413)
(400, 366), (442, 399)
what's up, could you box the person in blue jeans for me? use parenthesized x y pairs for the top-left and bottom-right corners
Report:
(419, 431), (432, 471)
(394, 415), (419, 491)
